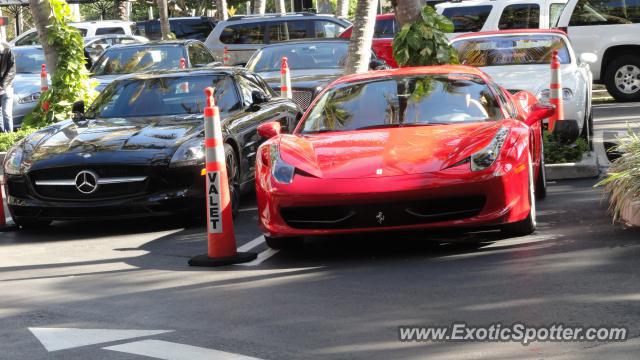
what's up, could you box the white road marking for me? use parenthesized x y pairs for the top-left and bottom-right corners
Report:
(593, 115), (640, 121)
(236, 248), (280, 267)
(28, 327), (173, 352)
(103, 339), (263, 360)
(237, 235), (265, 252)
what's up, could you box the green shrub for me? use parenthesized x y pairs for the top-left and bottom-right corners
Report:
(392, 6), (458, 67)
(543, 132), (589, 164)
(0, 128), (37, 152)
(596, 128), (640, 221)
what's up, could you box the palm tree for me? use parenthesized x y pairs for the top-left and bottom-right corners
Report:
(216, 0), (228, 20)
(275, 0), (286, 14)
(115, 0), (128, 20)
(394, 0), (422, 27)
(254, 0), (266, 14)
(344, 0), (376, 75)
(157, 0), (171, 39)
(336, 0), (348, 18)
(28, 0), (58, 73)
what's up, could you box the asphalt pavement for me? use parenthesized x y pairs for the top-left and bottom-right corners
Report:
(0, 102), (639, 359)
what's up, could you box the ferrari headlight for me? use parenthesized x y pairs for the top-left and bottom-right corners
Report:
(470, 127), (509, 171)
(18, 92), (41, 104)
(270, 144), (295, 184)
(4, 145), (24, 175)
(170, 137), (204, 168)
(536, 88), (574, 104)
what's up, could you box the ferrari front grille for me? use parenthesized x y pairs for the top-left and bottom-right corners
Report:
(280, 196), (486, 230)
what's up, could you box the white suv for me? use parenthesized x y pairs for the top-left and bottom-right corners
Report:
(436, 0), (567, 36)
(556, 0), (640, 101)
(10, 20), (136, 46)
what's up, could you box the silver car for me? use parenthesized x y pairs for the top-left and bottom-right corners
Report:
(13, 46), (48, 128)
(204, 12), (351, 66)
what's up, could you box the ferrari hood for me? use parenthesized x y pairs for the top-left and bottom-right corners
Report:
(25, 116), (203, 168)
(279, 122), (504, 179)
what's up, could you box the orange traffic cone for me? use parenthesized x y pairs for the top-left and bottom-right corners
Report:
(188, 88), (257, 267)
(280, 57), (292, 99)
(179, 57), (186, 69)
(40, 64), (48, 92)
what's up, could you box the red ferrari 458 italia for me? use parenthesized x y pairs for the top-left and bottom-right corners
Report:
(255, 66), (555, 249)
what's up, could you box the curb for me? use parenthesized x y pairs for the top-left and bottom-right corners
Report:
(545, 151), (599, 180)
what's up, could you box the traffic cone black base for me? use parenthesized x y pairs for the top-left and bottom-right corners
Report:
(188, 252), (257, 267)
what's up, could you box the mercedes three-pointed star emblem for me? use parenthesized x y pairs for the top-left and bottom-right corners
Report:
(75, 170), (99, 194)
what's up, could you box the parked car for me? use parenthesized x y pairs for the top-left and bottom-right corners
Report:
(3, 68), (301, 228)
(255, 66), (555, 249)
(436, 0), (567, 37)
(10, 20), (137, 46)
(12, 46), (48, 128)
(451, 29), (594, 138)
(246, 39), (390, 110)
(84, 34), (149, 68)
(90, 40), (218, 91)
(555, 0), (640, 101)
(338, 13), (399, 67)
(205, 12), (351, 66)
(134, 17), (217, 42)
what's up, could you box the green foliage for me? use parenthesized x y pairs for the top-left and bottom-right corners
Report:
(543, 131), (589, 164)
(392, 6), (459, 67)
(0, 128), (37, 152)
(22, 0), (97, 130)
(596, 127), (640, 221)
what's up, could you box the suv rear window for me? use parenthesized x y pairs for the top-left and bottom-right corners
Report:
(173, 18), (215, 41)
(220, 23), (266, 44)
(442, 6), (493, 32)
(498, 4), (540, 29)
(374, 18), (396, 38)
(269, 20), (308, 42)
(569, 0), (640, 25)
(96, 27), (125, 35)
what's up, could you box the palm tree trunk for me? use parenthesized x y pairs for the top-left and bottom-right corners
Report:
(115, 0), (128, 21)
(316, 0), (333, 13)
(254, 0), (266, 14)
(336, 0), (348, 18)
(395, 0), (422, 27)
(275, 0), (286, 14)
(216, 0), (228, 20)
(344, 0), (376, 75)
(28, 0), (58, 74)
(157, 0), (171, 39)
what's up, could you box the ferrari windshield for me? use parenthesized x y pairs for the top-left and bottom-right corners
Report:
(91, 45), (184, 75)
(246, 42), (348, 72)
(85, 75), (240, 118)
(453, 35), (571, 67)
(300, 74), (503, 133)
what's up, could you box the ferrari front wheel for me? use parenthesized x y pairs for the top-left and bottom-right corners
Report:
(265, 236), (304, 250)
(502, 155), (537, 237)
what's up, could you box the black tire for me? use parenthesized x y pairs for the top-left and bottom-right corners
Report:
(265, 236), (304, 250)
(604, 55), (640, 102)
(13, 218), (52, 230)
(224, 143), (240, 219)
(502, 155), (536, 237)
(536, 144), (547, 200)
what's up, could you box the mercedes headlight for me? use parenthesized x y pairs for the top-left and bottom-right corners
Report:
(270, 144), (295, 184)
(536, 88), (574, 104)
(170, 137), (204, 168)
(4, 145), (25, 175)
(17, 92), (41, 104)
(470, 127), (509, 171)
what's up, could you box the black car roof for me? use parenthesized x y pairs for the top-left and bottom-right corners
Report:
(111, 67), (245, 81)
(107, 39), (197, 49)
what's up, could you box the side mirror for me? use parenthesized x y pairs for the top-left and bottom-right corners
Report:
(524, 102), (555, 126)
(257, 121), (281, 139)
(369, 59), (390, 70)
(251, 90), (270, 105)
(552, 119), (580, 145)
(72, 100), (85, 121)
(580, 52), (597, 64)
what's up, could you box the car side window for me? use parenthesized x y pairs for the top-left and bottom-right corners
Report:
(442, 6), (493, 32)
(220, 23), (266, 44)
(313, 20), (345, 38)
(188, 43), (215, 66)
(96, 27), (126, 35)
(374, 19), (395, 38)
(569, 0), (638, 25)
(237, 74), (269, 107)
(268, 20), (308, 42)
(498, 4), (540, 29)
(491, 84), (518, 119)
(15, 32), (39, 46)
(549, 3), (566, 27)
(176, 19), (215, 40)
